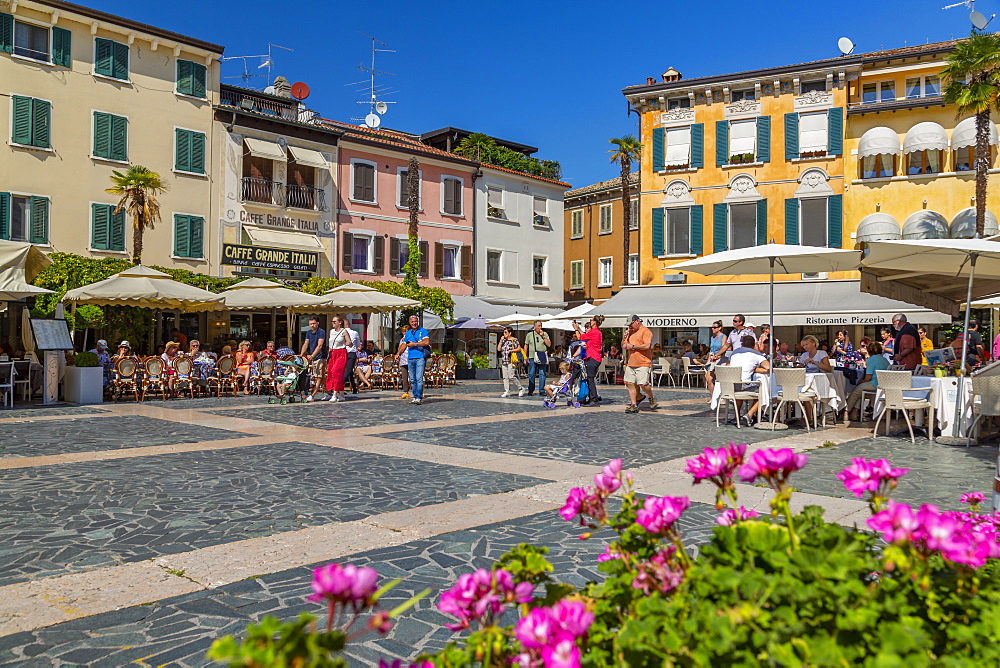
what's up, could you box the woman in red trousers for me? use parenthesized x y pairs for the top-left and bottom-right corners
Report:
(325, 315), (351, 402)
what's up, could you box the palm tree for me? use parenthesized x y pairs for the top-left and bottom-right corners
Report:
(454, 133), (496, 162)
(106, 165), (168, 265)
(403, 156), (421, 289)
(608, 136), (641, 286)
(942, 31), (1000, 237)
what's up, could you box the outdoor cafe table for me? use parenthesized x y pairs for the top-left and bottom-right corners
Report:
(872, 375), (973, 437)
(711, 369), (847, 417)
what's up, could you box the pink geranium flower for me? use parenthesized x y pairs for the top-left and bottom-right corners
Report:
(738, 448), (808, 484)
(868, 501), (921, 544)
(636, 496), (690, 535)
(836, 457), (908, 499)
(307, 563), (379, 607)
(716, 506), (759, 526)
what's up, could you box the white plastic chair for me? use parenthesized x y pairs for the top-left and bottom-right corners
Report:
(652, 356), (676, 387)
(967, 375), (1000, 440)
(0, 362), (14, 408)
(873, 370), (934, 444)
(680, 357), (706, 388)
(773, 367), (819, 431)
(714, 364), (758, 429)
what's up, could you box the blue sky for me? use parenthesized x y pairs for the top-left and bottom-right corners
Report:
(90, 0), (995, 187)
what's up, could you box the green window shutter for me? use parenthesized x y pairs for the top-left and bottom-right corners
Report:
(175, 129), (191, 172)
(189, 216), (204, 258)
(756, 199), (768, 246)
(784, 113), (799, 160)
(52, 27), (72, 67)
(29, 196), (48, 244)
(176, 59), (193, 95)
(0, 192), (9, 240)
(95, 38), (113, 76)
(112, 41), (128, 80)
(93, 112), (110, 158)
(190, 132), (205, 173)
(110, 208), (125, 251)
(192, 62), (207, 99)
(651, 207), (665, 256)
(784, 198), (799, 244)
(0, 13), (12, 54)
(828, 108), (844, 156)
(756, 116), (770, 163)
(651, 128), (664, 171)
(690, 123), (704, 168)
(91, 203), (110, 250)
(827, 194), (843, 248)
(713, 203), (728, 252)
(31, 99), (51, 148)
(110, 114), (127, 161)
(689, 205), (703, 255)
(173, 215), (190, 257)
(715, 121), (729, 166)
(11, 95), (32, 146)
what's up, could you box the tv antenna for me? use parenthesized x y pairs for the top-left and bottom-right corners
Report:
(837, 37), (855, 55)
(221, 43), (293, 90)
(346, 34), (397, 128)
(942, 0), (974, 10)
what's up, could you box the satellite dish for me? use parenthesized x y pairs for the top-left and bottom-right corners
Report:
(365, 113), (381, 129)
(837, 37), (855, 55)
(971, 10), (991, 29)
(375, 100), (388, 115)
(290, 82), (310, 100)
(263, 86), (275, 95)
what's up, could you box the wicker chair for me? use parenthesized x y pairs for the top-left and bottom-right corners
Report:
(714, 365), (759, 429)
(368, 354), (384, 387)
(440, 354), (457, 385)
(253, 356), (277, 395)
(773, 367), (819, 431)
(873, 370), (934, 444)
(969, 375), (1000, 440)
(381, 354), (399, 390)
(173, 355), (196, 399)
(141, 357), (168, 401)
(208, 354), (239, 397)
(110, 356), (141, 402)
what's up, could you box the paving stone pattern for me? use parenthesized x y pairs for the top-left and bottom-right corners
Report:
(0, 406), (109, 419)
(0, 443), (543, 586)
(0, 415), (246, 459)
(0, 505), (720, 667)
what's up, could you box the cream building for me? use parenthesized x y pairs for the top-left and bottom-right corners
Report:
(0, 0), (222, 269)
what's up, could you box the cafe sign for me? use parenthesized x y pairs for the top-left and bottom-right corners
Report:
(222, 243), (318, 273)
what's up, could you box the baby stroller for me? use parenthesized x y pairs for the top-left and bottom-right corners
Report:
(269, 357), (308, 404)
(542, 346), (589, 409)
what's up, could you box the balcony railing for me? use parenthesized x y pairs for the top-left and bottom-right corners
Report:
(242, 177), (284, 206)
(220, 88), (320, 124)
(286, 184), (326, 211)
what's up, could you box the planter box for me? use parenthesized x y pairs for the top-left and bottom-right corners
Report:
(476, 368), (499, 380)
(455, 368), (477, 380)
(64, 366), (104, 404)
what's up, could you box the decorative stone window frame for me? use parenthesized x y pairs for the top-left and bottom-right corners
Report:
(723, 173), (762, 203)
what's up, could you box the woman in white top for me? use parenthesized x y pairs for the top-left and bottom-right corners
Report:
(799, 335), (832, 373)
(324, 315), (351, 402)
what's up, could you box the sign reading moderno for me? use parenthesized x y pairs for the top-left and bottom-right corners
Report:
(221, 243), (318, 273)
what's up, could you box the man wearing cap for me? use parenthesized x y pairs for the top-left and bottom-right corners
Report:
(622, 315), (656, 414)
(89, 340), (112, 388)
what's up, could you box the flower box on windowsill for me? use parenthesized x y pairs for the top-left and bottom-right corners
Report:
(800, 150), (827, 159)
(728, 153), (756, 165)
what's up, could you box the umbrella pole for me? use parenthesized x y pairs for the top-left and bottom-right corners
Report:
(938, 253), (977, 447)
(757, 257), (786, 430)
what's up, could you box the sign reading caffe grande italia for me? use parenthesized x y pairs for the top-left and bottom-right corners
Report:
(221, 243), (318, 273)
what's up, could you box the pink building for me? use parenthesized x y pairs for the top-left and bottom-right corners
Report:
(326, 121), (478, 293)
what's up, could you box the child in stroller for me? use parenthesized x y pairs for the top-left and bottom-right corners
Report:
(542, 356), (587, 408)
(269, 356), (308, 404)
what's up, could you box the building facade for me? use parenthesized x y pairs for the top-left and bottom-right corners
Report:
(562, 173), (639, 308)
(1, 0), (223, 269)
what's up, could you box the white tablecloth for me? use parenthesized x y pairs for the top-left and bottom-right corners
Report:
(710, 371), (846, 413)
(873, 375), (973, 437)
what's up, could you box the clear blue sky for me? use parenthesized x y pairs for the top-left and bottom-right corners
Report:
(90, 0), (994, 187)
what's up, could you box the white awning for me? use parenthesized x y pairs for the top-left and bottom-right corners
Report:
(858, 126), (900, 158)
(287, 145), (329, 169)
(245, 137), (286, 161)
(856, 213), (901, 243)
(665, 126), (692, 166)
(592, 279), (949, 327)
(729, 119), (756, 157)
(951, 116), (999, 150)
(951, 207), (1000, 239)
(901, 211), (949, 240)
(422, 295), (521, 330)
(903, 122), (948, 154)
(244, 225), (324, 250)
(799, 111), (828, 153)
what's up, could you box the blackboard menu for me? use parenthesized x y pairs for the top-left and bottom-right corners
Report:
(30, 319), (74, 351)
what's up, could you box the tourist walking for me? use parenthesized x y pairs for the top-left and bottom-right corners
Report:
(524, 321), (551, 396)
(403, 314), (431, 405)
(301, 317), (326, 402)
(343, 325), (361, 394)
(497, 327), (527, 398)
(623, 315), (656, 414)
(719, 314), (757, 358)
(572, 315), (604, 404)
(325, 315), (351, 402)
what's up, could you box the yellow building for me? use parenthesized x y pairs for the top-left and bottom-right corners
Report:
(1, 0), (222, 269)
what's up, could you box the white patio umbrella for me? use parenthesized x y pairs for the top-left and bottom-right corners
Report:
(217, 277), (331, 310)
(539, 303), (594, 322)
(62, 265), (223, 311)
(672, 243), (862, 428)
(487, 313), (546, 326)
(321, 282), (421, 313)
(0, 239), (54, 301)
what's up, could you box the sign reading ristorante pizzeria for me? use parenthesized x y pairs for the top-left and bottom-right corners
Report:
(221, 243), (318, 273)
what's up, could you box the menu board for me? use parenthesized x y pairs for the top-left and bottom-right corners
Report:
(30, 318), (74, 351)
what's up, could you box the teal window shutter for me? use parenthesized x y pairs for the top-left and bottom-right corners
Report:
(190, 132), (205, 173)
(189, 216), (204, 258)
(95, 38), (113, 76)
(828, 108), (844, 156)
(827, 194), (843, 247)
(689, 205), (703, 255)
(784, 113), (799, 160)
(756, 199), (768, 246)
(0, 13), (12, 53)
(784, 198), (799, 244)
(93, 112), (110, 158)
(12, 95), (32, 146)
(713, 203), (728, 252)
(0, 192), (9, 240)
(756, 116), (770, 163)
(652, 128), (665, 172)
(91, 203), (109, 250)
(111, 114), (127, 161)
(110, 208), (125, 251)
(29, 196), (48, 244)
(173, 215), (190, 257)
(715, 121), (729, 166)
(52, 26), (71, 67)
(176, 59), (193, 95)
(690, 123), (704, 168)
(112, 41), (128, 80)
(32, 99), (51, 148)
(175, 129), (190, 172)
(191, 62), (207, 98)
(651, 207), (665, 256)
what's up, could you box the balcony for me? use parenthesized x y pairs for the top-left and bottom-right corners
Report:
(287, 183), (327, 211)
(242, 177), (284, 206)
(220, 88), (319, 125)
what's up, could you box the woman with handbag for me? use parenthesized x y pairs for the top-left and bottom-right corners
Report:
(497, 326), (526, 398)
(325, 315), (350, 402)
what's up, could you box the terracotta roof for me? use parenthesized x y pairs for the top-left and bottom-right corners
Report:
(481, 163), (571, 188)
(320, 119), (478, 164)
(860, 38), (959, 62)
(565, 172), (638, 198)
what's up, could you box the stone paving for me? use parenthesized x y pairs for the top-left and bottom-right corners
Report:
(0, 378), (995, 666)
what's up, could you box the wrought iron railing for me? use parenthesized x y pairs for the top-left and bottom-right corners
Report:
(241, 177), (284, 206)
(220, 88), (320, 125)
(286, 184), (326, 211)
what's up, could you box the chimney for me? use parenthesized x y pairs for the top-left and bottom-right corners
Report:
(662, 67), (682, 83)
(273, 76), (291, 98)
(646, 76), (656, 85)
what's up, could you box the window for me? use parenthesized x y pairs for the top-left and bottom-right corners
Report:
(665, 125), (692, 168)
(666, 208), (691, 255)
(486, 250), (502, 282)
(351, 161), (376, 202)
(731, 88), (755, 102)
(799, 198), (827, 247)
(1, 194), (48, 243)
(800, 80), (827, 94)
(14, 20), (48, 62)
(532, 256), (547, 286)
(94, 38), (129, 80)
(628, 254), (639, 285)
(862, 80), (896, 104)
(954, 145), (988, 172)
(599, 204), (612, 234)
(667, 97), (690, 109)
(175, 128), (206, 174)
(172, 214), (204, 258)
(11, 96), (51, 149)
(91, 203), (126, 251)
(441, 245), (459, 279)
(176, 59), (207, 98)
(570, 210), (583, 238)
(398, 168), (421, 208)
(597, 257), (613, 287)
(533, 196), (548, 225)
(93, 112), (127, 162)
(570, 260), (584, 289)
(861, 154), (895, 179)
(397, 238), (410, 273)
(906, 75), (940, 99)
(351, 235), (372, 272)
(729, 118), (756, 158)
(487, 185), (504, 218)
(907, 150), (943, 175)
(630, 199), (639, 230)
(729, 202), (757, 250)
(442, 177), (463, 216)
(798, 111), (828, 156)
(286, 154), (316, 210)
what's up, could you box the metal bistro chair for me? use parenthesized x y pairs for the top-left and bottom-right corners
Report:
(714, 364), (759, 429)
(0, 362), (14, 408)
(773, 367), (819, 431)
(12, 359), (32, 401)
(110, 356), (141, 402)
(141, 357), (168, 401)
(253, 356), (277, 395)
(968, 375), (1000, 441)
(873, 370), (934, 444)
(173, 355), (196, 399)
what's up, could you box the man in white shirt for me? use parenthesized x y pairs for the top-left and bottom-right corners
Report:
(728, 334), (769, 425)
(719, 314), (757, 359)
(343, 326), (362, 394)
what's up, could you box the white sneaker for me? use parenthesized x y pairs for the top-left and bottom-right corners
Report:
(329, 395), (339, 402)
(321, 393), (331, 401)
(305, 395), (314, 402)
(413, 398), (422, 405)
(518, 388), (526, 397)
(410, 398), (420, 404)
(500, 392), (510, 398)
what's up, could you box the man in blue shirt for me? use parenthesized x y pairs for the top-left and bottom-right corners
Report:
(403, 314), (430, 404)
(300, 317), (327, 401)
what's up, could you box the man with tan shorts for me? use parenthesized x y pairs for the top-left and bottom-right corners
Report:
(622, 315), (656, 414)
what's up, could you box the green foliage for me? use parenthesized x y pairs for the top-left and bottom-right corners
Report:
(404, 156), (421, 290)
(453, 133), (562, 180)
(471, 354), (490, 369)
(70, 351), (100, 367)
(106, 164), (168, 264)
(300, 277), (454, 322)
(207, 614), (346, 668)
(150, 266), (244, 293)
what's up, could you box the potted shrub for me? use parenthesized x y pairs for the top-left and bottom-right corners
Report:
(472, 353), (495, 380)
(454, 352), (477, 380)
(64, 351), (104, 404)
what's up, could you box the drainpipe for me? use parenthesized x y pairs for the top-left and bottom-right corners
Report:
(471, 168), (483, 296)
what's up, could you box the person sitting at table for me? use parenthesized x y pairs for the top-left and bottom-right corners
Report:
(161, 341), (180, 396)
(776, 341), (794, 362)
(354, 344), (374, 390)
(756, 324), (777, 354)
(675, 341), (698, 362)
(275, 338), (296, 357)
(799, 335), (833, 373)
(949, 337), (979, 373)
(112, 341), (132, 361)
(730, 335), (770, 426)
(365, 341), (381, 355)
(607, 345), (623, 361)
(857, 337), (872, 360)
(259, 340), (278, 359)
(234, 340), (256, 395)
(652, 343), (663, 358)
(843, 342), (889, 422)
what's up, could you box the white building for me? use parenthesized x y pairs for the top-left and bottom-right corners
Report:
(474, 164), (569, 313)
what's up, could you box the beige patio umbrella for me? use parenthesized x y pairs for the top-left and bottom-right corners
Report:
(62, 265), (224, 311)
(216, 277), (332, 310)
(320, 282), (421, 313)
(0, 238), (54, 301)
